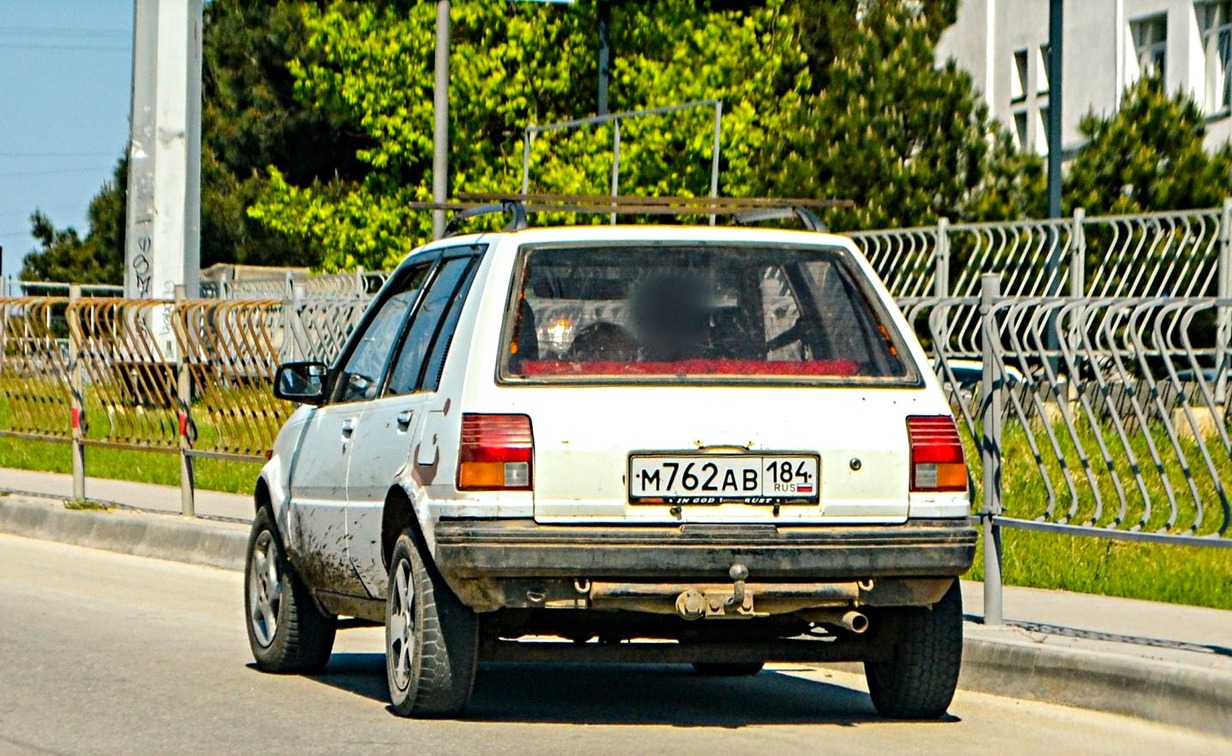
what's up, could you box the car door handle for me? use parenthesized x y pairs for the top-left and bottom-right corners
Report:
(396, 410), (414, 431)
(341, 418), (356, 436)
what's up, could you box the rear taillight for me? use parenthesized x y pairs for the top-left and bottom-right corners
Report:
(457, 414), (533, 491)
(907, 415), (967, 492)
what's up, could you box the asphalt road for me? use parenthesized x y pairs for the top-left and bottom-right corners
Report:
(0, 533), (1227, 756)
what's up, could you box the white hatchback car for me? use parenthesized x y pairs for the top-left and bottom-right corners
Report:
(246, 208), (975, 719)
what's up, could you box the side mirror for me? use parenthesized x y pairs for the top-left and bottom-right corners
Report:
(274, 361), (329, 405)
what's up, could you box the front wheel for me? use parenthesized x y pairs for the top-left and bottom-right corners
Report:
(244, 507), (336, 673)
(864, 578), (963, 719)
(386, 531), (478, 717)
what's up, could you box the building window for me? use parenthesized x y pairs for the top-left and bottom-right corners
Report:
(1038, 107), (1051, 155)
(1014, 111), (1029, 149)
(1199, 1), (1232, 112)
(1132, 15), (1167, 80)
(1012, 48), (1029, 103)
(1038, 45), (1051, 95)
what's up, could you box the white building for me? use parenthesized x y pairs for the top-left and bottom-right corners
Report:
(938, 0), (1232, 154)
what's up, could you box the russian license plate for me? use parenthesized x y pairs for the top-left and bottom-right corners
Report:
(628, 454), (820, 505)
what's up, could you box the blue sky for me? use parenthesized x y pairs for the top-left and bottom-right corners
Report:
(0, 0), (132, 281)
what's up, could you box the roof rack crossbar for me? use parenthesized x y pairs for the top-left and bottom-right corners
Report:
(425, 199), (527, 237)
(456, 192), (853, 210)
(410, 194), (850, 235)
(733, 207), (827, 232)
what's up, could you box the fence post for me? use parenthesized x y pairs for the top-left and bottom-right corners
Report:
(174, 285), (195, 518)
(610, 118), (621, 226)
(979, 273), (1004, 626)
(934, 217), (950, 297)
(1070, 207), (1085, 298)
(68, 285), (86, 502)
(1217, 199), (1231, 404)
(286, 282), (305, 364)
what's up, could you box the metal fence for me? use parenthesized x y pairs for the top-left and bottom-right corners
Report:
(906, 276), (1232, 622)
(849, 203), (1232, 339)
(0, 279), (124, 298)
(198, 268), (388, 300)
(0, 288), (369, 514)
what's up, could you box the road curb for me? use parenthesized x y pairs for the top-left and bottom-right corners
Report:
(2, 493), (1229, 738)
(0, 495), (248, 572)
(960, 632), (1232, 738)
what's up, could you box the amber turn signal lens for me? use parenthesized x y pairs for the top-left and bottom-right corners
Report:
(907, 415), (967, 493)
(457, 414), (533, 491)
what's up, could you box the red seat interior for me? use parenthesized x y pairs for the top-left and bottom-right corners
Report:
(517, 359), (861, 377)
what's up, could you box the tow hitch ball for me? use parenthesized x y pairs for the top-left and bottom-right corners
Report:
(675, 564), (750, 620)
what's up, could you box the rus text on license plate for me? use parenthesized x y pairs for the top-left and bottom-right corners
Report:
(628, 454), (820, 505)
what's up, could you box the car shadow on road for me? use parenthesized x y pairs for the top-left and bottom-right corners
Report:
(306, 653), (961, 727)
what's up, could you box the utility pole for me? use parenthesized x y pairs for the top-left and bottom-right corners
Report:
(1046, 0), (1064, 300)
(597, 0), (611, 115)
(124, 0), (202, 352)
(1047, 0), (1062, 221)
(432, 0), (450, 239)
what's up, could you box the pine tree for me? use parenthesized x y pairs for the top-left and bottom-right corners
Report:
(1064, 75), (1232, 215)
(765, 0), (1044, 230)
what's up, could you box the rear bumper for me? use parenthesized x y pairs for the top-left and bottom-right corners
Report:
(433, 517), (976, 611)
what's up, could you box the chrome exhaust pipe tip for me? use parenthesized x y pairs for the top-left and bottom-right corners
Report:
(841, 610), (869, 634)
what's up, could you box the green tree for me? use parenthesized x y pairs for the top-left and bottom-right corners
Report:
(252, 0), (833, 270)
(201, 0), (372, 268)
(766, 0), (1044, 230)
(251, 0), (608, 270)
(1064, 75), (1232, 215)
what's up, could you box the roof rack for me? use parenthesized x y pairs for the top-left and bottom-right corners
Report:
(405, 194), (854, 237)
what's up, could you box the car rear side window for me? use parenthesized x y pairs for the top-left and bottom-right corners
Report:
(501, 243), (911, 383)
(386, 255), (477, 395)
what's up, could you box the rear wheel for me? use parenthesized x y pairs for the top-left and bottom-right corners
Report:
(386, 531), (478, 717)
(692, 662), (765, 676)
(244, 507), (336, 673)
(864, 578), (963, 719)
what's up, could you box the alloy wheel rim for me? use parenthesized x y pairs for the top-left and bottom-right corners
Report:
(388, 558), (415, 692)
(249, 530), (282, 648)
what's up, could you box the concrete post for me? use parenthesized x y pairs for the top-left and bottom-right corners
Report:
(980, 273), (1004, 626)
(124, 0), (203, 307)
(68, 285), (86, 503)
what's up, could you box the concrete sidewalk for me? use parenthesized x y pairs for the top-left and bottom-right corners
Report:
(0, 467), (252, 521)
(1, 468), (1230, 737)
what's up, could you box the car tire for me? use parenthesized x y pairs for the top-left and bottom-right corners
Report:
(245, 507), (337, 673)
(864, 578), (963, 719)
(691, 662), (765, 676)
(386, 530), (478, 718)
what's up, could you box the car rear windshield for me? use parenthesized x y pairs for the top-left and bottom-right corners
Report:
(500, 243), (914, 384)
